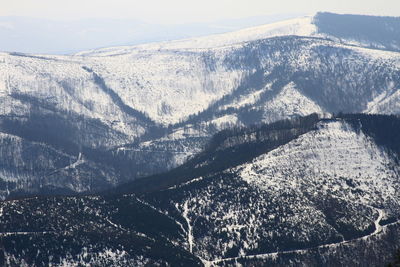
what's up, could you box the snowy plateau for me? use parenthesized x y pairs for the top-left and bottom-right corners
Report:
(0, 12), (400, 266)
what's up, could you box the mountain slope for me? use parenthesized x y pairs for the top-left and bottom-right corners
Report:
(1, 115), (400, 266)
(141, 114), (400, 265)
(0, 195), (202, 266)
(0, 132), (120, 199)
(4, 35), (398, 128)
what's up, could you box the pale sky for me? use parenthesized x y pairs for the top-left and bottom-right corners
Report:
(0, 0), (399, 24)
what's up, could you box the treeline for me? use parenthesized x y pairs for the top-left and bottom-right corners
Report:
(0, 111), (154, 195)
(109, 113), (321, 195)
(315, 12), (400, 52)
(335, 113), (400, 159)
(82, 66), (157, 127)
(205, 113), (319, 152)
(110, 112), (400, 196)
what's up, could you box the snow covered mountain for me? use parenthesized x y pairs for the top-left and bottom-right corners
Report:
(117, 114), (400, 265)
(76, 12), (400, 54)
(2, 114), (400, 266)
(0, 14), (302, 54)
(0, 12), (400, 198)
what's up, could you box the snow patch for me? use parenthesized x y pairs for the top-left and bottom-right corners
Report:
(238, 120), (400, 209)
(262, 82), (324, 122)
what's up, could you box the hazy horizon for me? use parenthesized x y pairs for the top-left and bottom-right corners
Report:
(0, 0), (399, 54)
(1, 0), (399, 24)
(0, 13), (305, 54)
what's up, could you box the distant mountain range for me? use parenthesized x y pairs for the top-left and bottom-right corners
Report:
(0, 14), (302, 54)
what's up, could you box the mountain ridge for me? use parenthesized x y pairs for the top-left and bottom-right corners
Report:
(1, 114), (400, 266)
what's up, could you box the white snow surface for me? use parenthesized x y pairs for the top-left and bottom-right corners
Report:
(88, 51), (244, 125)
(365, 84), (400, 115)
(76, 16), (317, 55)
(262, 82), (325, 123)
(0, 49), (244, 126)
(1, 15), (400, 129)
(238, 120), (400, 209)
(0, 14), (399, 138)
